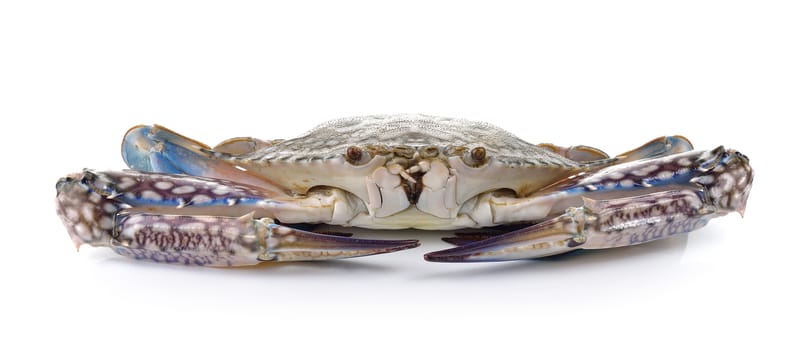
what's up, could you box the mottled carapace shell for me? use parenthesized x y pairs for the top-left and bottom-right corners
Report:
(246, 114), (579, 167)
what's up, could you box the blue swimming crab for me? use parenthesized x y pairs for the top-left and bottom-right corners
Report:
(55, 114), (753, 266)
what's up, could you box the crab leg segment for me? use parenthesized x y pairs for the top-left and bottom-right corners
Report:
(111, 212), (266, 266)
(56, 170), (418, 266)
(427, 147), (752, 262)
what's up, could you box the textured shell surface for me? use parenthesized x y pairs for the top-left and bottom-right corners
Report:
(248, 114), (577, 167)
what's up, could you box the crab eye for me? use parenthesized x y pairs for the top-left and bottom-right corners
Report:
(346, 146), (362, 163)
(471, 147), (486, 161)
(463, 146), (488, 166)
(345, 146), (371, 165)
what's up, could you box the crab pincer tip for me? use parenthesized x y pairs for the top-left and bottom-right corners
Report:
(423, 249), (474, 263)
(423, 242), (504, 262)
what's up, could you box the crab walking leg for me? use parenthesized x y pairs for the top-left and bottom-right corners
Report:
(429, 147), (753, 262)
(535, 135), (693, 163)
(56, 170), (418, 266)
(613, 135), (693, 164)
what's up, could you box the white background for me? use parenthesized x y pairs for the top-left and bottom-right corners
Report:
(1, 1), (800, 349)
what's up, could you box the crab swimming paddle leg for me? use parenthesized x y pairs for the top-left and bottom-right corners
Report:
(122, 125), (284, 192)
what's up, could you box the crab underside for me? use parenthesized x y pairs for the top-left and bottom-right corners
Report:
(56, 114), (753, 266)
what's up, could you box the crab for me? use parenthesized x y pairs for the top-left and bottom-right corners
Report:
(55, 114), (753, 266)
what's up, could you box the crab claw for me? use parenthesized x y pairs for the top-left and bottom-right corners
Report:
(424, 214), (582, 262)
(261, 223), (420, 262)
(56, 169), (419, 266)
